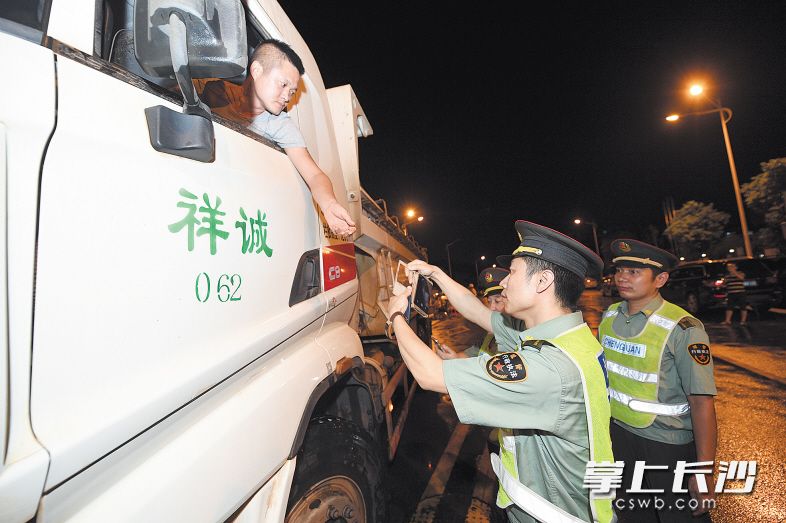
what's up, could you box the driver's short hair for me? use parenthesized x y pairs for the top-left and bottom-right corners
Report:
(250, 39), (305, 75)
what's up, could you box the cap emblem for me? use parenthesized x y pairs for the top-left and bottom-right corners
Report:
(619, 241), (632, 253)
(484, 272), (494, 283)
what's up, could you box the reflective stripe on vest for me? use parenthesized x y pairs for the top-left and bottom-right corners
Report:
(493, 324), (614, 523)
(605, 360), (658, 384)
(599, 301), (694, 428)
(491, 453), (588, 523)
(609, 388), (690, 416)
(496, 428), (517, 508)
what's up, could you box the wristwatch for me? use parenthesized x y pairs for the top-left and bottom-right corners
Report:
(386, 311), (405, 338)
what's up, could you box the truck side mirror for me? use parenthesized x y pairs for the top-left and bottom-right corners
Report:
(133, 0), (248, 162)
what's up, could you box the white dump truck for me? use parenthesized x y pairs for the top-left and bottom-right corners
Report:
(0, 0), (432, 521)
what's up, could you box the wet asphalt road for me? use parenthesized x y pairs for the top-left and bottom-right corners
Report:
(385, 290), (786, 522)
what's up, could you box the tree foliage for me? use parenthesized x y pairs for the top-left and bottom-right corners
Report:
(741, 157), (786, 228)
(665, 200), (730, 248)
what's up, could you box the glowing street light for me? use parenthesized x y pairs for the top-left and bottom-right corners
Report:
(573, 218), (601, 256)
(402, 208), (424, 235)
(665, 82), (752, 258)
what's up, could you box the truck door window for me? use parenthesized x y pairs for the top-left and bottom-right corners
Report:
(0, 0), (49, 41)
(93, 0), (182, 102)
(93, 1), (302, 153)
(192, 17), (303, 150)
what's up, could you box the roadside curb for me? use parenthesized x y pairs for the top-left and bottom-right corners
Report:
(711, 345), (786, 387)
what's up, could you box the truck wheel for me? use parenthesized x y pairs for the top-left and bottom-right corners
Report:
(285, 417), (387, 523)
(685, 293), (700, 314)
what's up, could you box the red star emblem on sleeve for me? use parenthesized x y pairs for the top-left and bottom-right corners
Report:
(486, 353), (527, 383)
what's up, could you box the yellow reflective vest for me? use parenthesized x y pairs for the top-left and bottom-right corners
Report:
(492, 324), (614, 523)
(598, 301), (692, 428)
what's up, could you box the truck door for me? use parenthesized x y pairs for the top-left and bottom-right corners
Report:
(30, 2), (325, 493)
(0, 8), (57, 520)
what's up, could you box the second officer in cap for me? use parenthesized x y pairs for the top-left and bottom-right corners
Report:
(387, 221), (614, 523)
(435, 266), (509, 359)
(599, 239), (717, 521)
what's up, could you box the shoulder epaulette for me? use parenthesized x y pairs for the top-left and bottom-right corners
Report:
(521, 339), (553, 351)
(678, 317), (701, 330)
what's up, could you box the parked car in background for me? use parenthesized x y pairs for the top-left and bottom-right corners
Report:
(661, 257), (782, 314)
(759, 256), (786, 307)
(601, 272), (618, 297)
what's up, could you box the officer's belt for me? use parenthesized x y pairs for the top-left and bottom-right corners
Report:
(609, 388), (690, 416)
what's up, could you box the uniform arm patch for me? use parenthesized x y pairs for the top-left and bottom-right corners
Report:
(486, 352), (528, 382)
(687, 343), (712, 365)
(678, 317), (701, 330)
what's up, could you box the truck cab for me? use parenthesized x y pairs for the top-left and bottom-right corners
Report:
(0, 0), (431, 521)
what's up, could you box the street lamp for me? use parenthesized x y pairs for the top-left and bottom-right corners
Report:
(445, 238), (462, 278)
(401, 208), (424, 236)
(402, 215), (423, 235)
(573, 218), (601, 256)
(665, 83), (753, 258)
(474, 255), (486, 282)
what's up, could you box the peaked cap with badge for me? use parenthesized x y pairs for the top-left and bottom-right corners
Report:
(478, 267), (509, 297)
(610, 238), (678, 272)
(496, 220), (603, 279)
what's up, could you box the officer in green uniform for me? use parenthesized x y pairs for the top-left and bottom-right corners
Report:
(387, 221), (615, 523)
(599, 239), (717, 522)
(434, 265), (509, 482)
(435, 266), (509, 359)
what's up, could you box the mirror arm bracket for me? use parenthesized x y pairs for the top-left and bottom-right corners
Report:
(167, 12), (211, 119)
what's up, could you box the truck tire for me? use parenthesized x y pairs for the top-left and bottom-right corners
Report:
(285, 416), (387, 523)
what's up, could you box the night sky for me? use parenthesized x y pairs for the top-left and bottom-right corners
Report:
(278, 1), (786, 283)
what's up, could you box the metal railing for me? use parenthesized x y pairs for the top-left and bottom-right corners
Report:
(360, 188), (428, 260)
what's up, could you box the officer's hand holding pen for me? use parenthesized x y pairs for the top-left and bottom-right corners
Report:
(433, 339), (460, 360)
